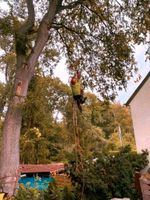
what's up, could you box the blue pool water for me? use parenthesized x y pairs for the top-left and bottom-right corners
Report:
(19, 177), (54, 190)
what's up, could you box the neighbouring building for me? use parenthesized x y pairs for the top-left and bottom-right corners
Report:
(126, 71), (150, 160)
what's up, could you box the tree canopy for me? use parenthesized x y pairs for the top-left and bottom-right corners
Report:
(1, 0), (149, 99)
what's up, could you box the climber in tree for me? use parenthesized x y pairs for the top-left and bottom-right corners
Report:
(70, 70), (87, 113)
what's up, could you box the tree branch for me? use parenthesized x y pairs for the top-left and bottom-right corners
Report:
(19, 0), (35, 34)
(52, 22), (81, 35)
(52, 22), (87, 48)
(57, 29), (72, 57)
(27, 0), (59, 72)
(83, 4), (115, 35)
(114, 0), (124, 9)
(58, 0), (85, 12)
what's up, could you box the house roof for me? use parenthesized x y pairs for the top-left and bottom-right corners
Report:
(126, 71), (150, 106)
(19, 163), (64, 174)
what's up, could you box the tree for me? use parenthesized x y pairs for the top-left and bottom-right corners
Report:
(89, 98), (116, 138)
(20, 74), (70, 163)
(0, 0), (148, 194)
(0, 0), (67, 194)
(0, 82), (7, 115)
(20, 127), (50, 164)
(108, 103), (136, 150)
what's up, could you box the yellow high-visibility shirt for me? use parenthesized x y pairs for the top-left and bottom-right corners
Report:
(0, 193), (4, 200)
(71, 80), (81, 96)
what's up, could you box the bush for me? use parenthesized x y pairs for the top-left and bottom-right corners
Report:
(15, 182), (75, 200)
(15, 185), (44, 200)
(68, 145), (148, 200)
(15, 146), (148, 200)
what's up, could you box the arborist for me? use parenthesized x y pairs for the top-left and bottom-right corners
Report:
(70, 70), (87, 113)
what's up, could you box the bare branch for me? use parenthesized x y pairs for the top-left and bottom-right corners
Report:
(57, 29), (72, 57)
(58, 0), (85, 12)
(114, 0), (124, 9)
(52, 22), (81, 35)
(5, 0), (13, 10)
(52, 22), (87, 47)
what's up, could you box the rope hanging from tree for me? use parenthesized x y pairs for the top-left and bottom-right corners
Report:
(72, 100), (85, 199)
(70, 65), (86, 198)
(72, 100), (83, 169)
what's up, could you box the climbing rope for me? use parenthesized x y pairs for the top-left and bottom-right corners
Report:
(72, 100), (82, 168)
(72, 99), (85, 199)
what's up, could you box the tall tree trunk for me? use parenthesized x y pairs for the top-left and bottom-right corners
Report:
(0, 0), (59, 194)
(0, 73), (30, 194)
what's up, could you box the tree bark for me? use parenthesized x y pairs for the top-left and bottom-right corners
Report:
(0, 0), (59, 195)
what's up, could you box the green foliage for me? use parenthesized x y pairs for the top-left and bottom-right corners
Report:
(90, 99), (116, 138)
(43, 182), (75, 200)
(68, 146), (148, 200)
(0, 71), (136, 164)
(77, 93), (135, 150)
(15, 148), (148, 200)
(15, 35), (28, 55)
(1, 0), (148, 98)
(0, 17), (12, 35)
(44, 182), (61, 200)
(20, 74), (71, 163)
(0, 82), (7, 114)
(61, 186), (75, 200)
(15, 183), (75, 200)
(15, 185), (43, 200)
(1, 0), (150, 196)
(20, 127), (49, 164)
(122, 0), (150, 44)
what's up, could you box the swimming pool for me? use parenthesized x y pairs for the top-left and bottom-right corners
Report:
(18, 177), (54, 190)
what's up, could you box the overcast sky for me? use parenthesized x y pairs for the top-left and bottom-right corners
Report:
(54, 44), (150, 104)
(116, 44), (150, 104)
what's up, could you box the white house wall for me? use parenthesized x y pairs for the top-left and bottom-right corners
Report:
(130, 77), (150, 155)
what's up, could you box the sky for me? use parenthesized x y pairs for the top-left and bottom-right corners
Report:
(116, 44), (150, 104)
(0, 1), (150, 104)
(54, 44), (150, 104)
(118, 45), (150, 104)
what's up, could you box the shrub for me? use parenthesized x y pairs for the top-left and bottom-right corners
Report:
(15, 185), (44, 200)
(68, 145), (148, 200)
(15, 146), (148, 200)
